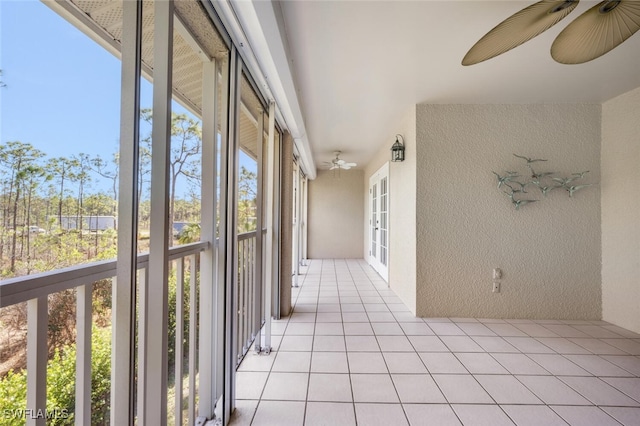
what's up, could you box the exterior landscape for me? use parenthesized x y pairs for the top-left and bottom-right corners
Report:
(0, 121), (257, 425)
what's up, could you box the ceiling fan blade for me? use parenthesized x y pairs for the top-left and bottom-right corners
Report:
(336, 159), (346, 165)
(340, 165), (352, 170)
(329, 164), (339, 170)
(462, 0), (579, 66)
(344, 162), (357, 167)
(551, 0), (640, 64)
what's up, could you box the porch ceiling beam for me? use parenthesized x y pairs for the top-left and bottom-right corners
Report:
(174, 12), (212, 62)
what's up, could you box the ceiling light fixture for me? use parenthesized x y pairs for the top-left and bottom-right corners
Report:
(462, 0), (640, 65)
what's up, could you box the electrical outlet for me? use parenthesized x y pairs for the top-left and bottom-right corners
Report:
(492, 282), (500, 293)
(493, 268), (502, 280)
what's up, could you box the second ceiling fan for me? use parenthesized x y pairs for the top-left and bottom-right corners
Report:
(462, 0), (640, 65)
(325, 151), (357, 171)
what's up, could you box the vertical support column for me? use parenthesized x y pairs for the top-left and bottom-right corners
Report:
(263, 102), (276, 351)
(145, 1), (173, 424)
(291, 161), (299, 287)
(254, 109), (264, 352)
(294, 163), (302, 283)
(26, 297), (47, 426)
(279, 132), (294, 317)
(213, 56), (231, 421)
(301, 177), (308, 265)
(272, 132), (282, 320)
(76, 284), (93, 426)
(222, 48), (241, 424)
(113, 1), (142, 424)
(199, 57), (217, 418)
(302, 176), (309, 266)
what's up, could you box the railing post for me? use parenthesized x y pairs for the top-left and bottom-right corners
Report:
(76, 284), (93, 426)
(175, 258), (184, 426)
(137, 267), (148, 425)
(237, 240), (243, 362)
(26, 296), (47, 426)
(188, 254), (197, 425)
(243, 239), (249, 354)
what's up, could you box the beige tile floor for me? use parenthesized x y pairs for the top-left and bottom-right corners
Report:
(230, 259), (640, 426)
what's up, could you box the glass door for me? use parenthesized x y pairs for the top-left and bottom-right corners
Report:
(368, 163), (389, 281)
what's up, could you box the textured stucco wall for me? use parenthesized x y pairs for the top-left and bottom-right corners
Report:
(416, 104), (602, 319)
(364, 106), (417, 313)
(602, 87), (640, 334)
(308, 169), (364, 258)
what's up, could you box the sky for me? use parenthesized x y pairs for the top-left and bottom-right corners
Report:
(1, 1), (125, 160)
(0, 0), (255, 198)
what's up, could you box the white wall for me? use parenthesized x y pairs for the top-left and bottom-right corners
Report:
(416, 104), (602, 319)
(364, 106), (417, 313)
(308, 169), (364, 258)
(602, 87), (640, 334)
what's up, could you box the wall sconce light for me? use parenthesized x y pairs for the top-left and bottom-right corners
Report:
(391, 134), (405, 162)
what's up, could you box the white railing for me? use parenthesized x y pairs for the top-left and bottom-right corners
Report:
(0, 241), (208, 426)
(236, 231), (261, 366)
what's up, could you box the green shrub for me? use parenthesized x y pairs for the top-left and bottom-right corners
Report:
(0, 326), (111, 426)
(0, 370), (27, 426)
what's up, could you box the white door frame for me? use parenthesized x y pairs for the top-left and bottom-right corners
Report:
(368, 162), (389, 281)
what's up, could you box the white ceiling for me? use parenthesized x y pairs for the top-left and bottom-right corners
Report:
(275, 0), (640, 170)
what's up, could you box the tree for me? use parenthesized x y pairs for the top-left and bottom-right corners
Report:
(237, 166), (257, 233)
(138, 136), (152, 203)
(21, 164), (50, 274)
(84, 193), (116, 258)
(71, 153), (92, 239)
(90, 153), (118, 215)
(48, 157), (78, 230)
(177, 223), (200, 245)
(84, 193), (116, 217)
(0, 141), (46, 272)
(140, 109), (202, 246)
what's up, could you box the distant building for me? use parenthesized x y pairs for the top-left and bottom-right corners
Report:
(172, 221), (196, 237)
(54, 216), (117, 231)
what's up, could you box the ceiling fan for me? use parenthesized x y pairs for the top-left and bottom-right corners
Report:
(462, 0), (640, 65)
(324, 151), (357, 171)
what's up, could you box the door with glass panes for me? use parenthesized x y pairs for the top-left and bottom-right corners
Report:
(368, 163), (389, 281)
